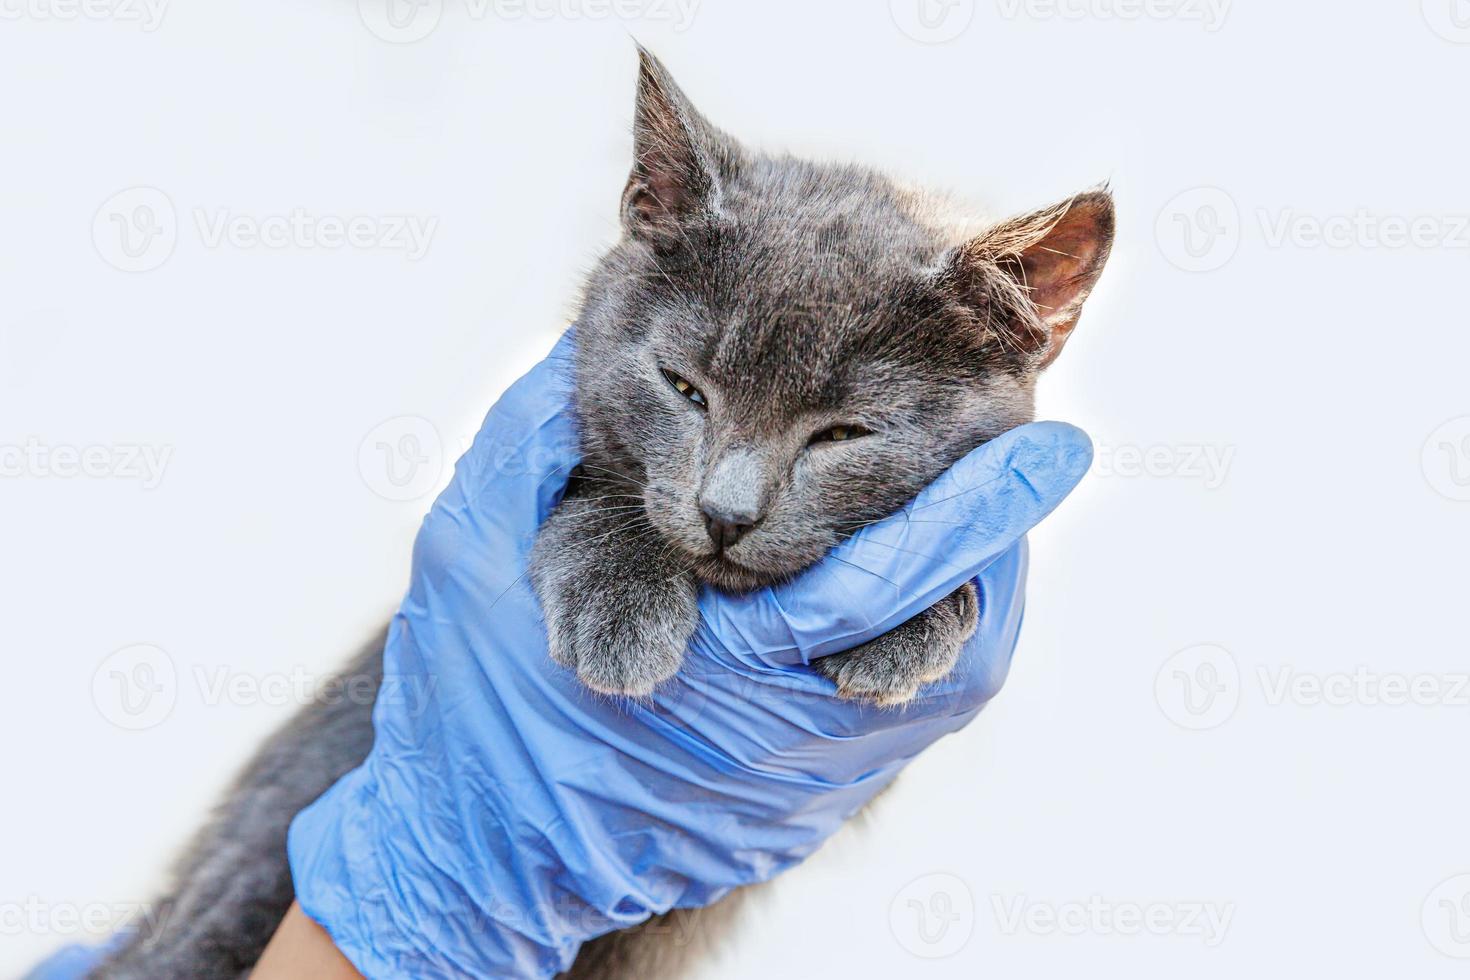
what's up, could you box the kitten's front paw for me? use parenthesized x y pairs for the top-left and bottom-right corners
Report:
(813, 582), (979, 706)
(544, 586), (697, 696)
(531, 488), (702, 697)
(535, 548), (699, 697)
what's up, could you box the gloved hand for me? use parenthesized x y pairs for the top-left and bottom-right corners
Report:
(286, 329), (1093, 979)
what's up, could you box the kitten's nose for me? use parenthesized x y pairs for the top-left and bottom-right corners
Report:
(699, 445), (770, 552)
(702, 506), (757, 551)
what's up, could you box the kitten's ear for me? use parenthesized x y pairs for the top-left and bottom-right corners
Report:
(946, 189), (1115, 368)
(623, 46), (735, 235)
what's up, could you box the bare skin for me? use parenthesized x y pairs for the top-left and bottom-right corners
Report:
(250, 902), (362, 980)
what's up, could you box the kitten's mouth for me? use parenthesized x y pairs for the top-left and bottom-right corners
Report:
(689, 551), (789, 594)
(640, 492), (820, 593)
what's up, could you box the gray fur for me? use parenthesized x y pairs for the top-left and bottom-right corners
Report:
(90, 48), (1112, 979)
(531, 47), (1112, 703)
(531, 487), (698, 696)
(90, 632), (385, 979)
(812, 582), (980, 705)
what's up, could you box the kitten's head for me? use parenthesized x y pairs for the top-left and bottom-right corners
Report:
(574, 49), (1113, 593)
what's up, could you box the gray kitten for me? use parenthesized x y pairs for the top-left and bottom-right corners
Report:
(89, 49), (1110, 979)
(531, 49), (1111, 705)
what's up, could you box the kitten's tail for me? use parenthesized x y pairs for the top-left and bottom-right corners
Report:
(87, 630), (385, 980)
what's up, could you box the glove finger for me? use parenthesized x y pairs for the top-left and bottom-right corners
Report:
(450, 328), (582, 535)
(699, 421), (1091, 666)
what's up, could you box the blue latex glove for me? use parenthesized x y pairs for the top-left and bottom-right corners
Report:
(286, 330), (1093, 979)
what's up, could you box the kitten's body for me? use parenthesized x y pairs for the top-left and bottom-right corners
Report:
(93, 636), (384, 979)
(91, 50), (1111, 979)
(91, 641), (732, 980)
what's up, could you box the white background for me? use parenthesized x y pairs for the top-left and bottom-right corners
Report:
(3, 0), (1469, 975)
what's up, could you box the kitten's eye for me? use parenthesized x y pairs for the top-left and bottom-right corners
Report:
(661, 368), (707, 409)
(808, 424), (872, 445)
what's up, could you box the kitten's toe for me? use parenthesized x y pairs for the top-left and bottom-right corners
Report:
(814, 647), (927, 706)
(544, 618), (578, 671)
(837, 673), (922, 707)
(555, 591), (696, 698)
(574, 635), (682, 698)
(814, 583), (979, 706)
